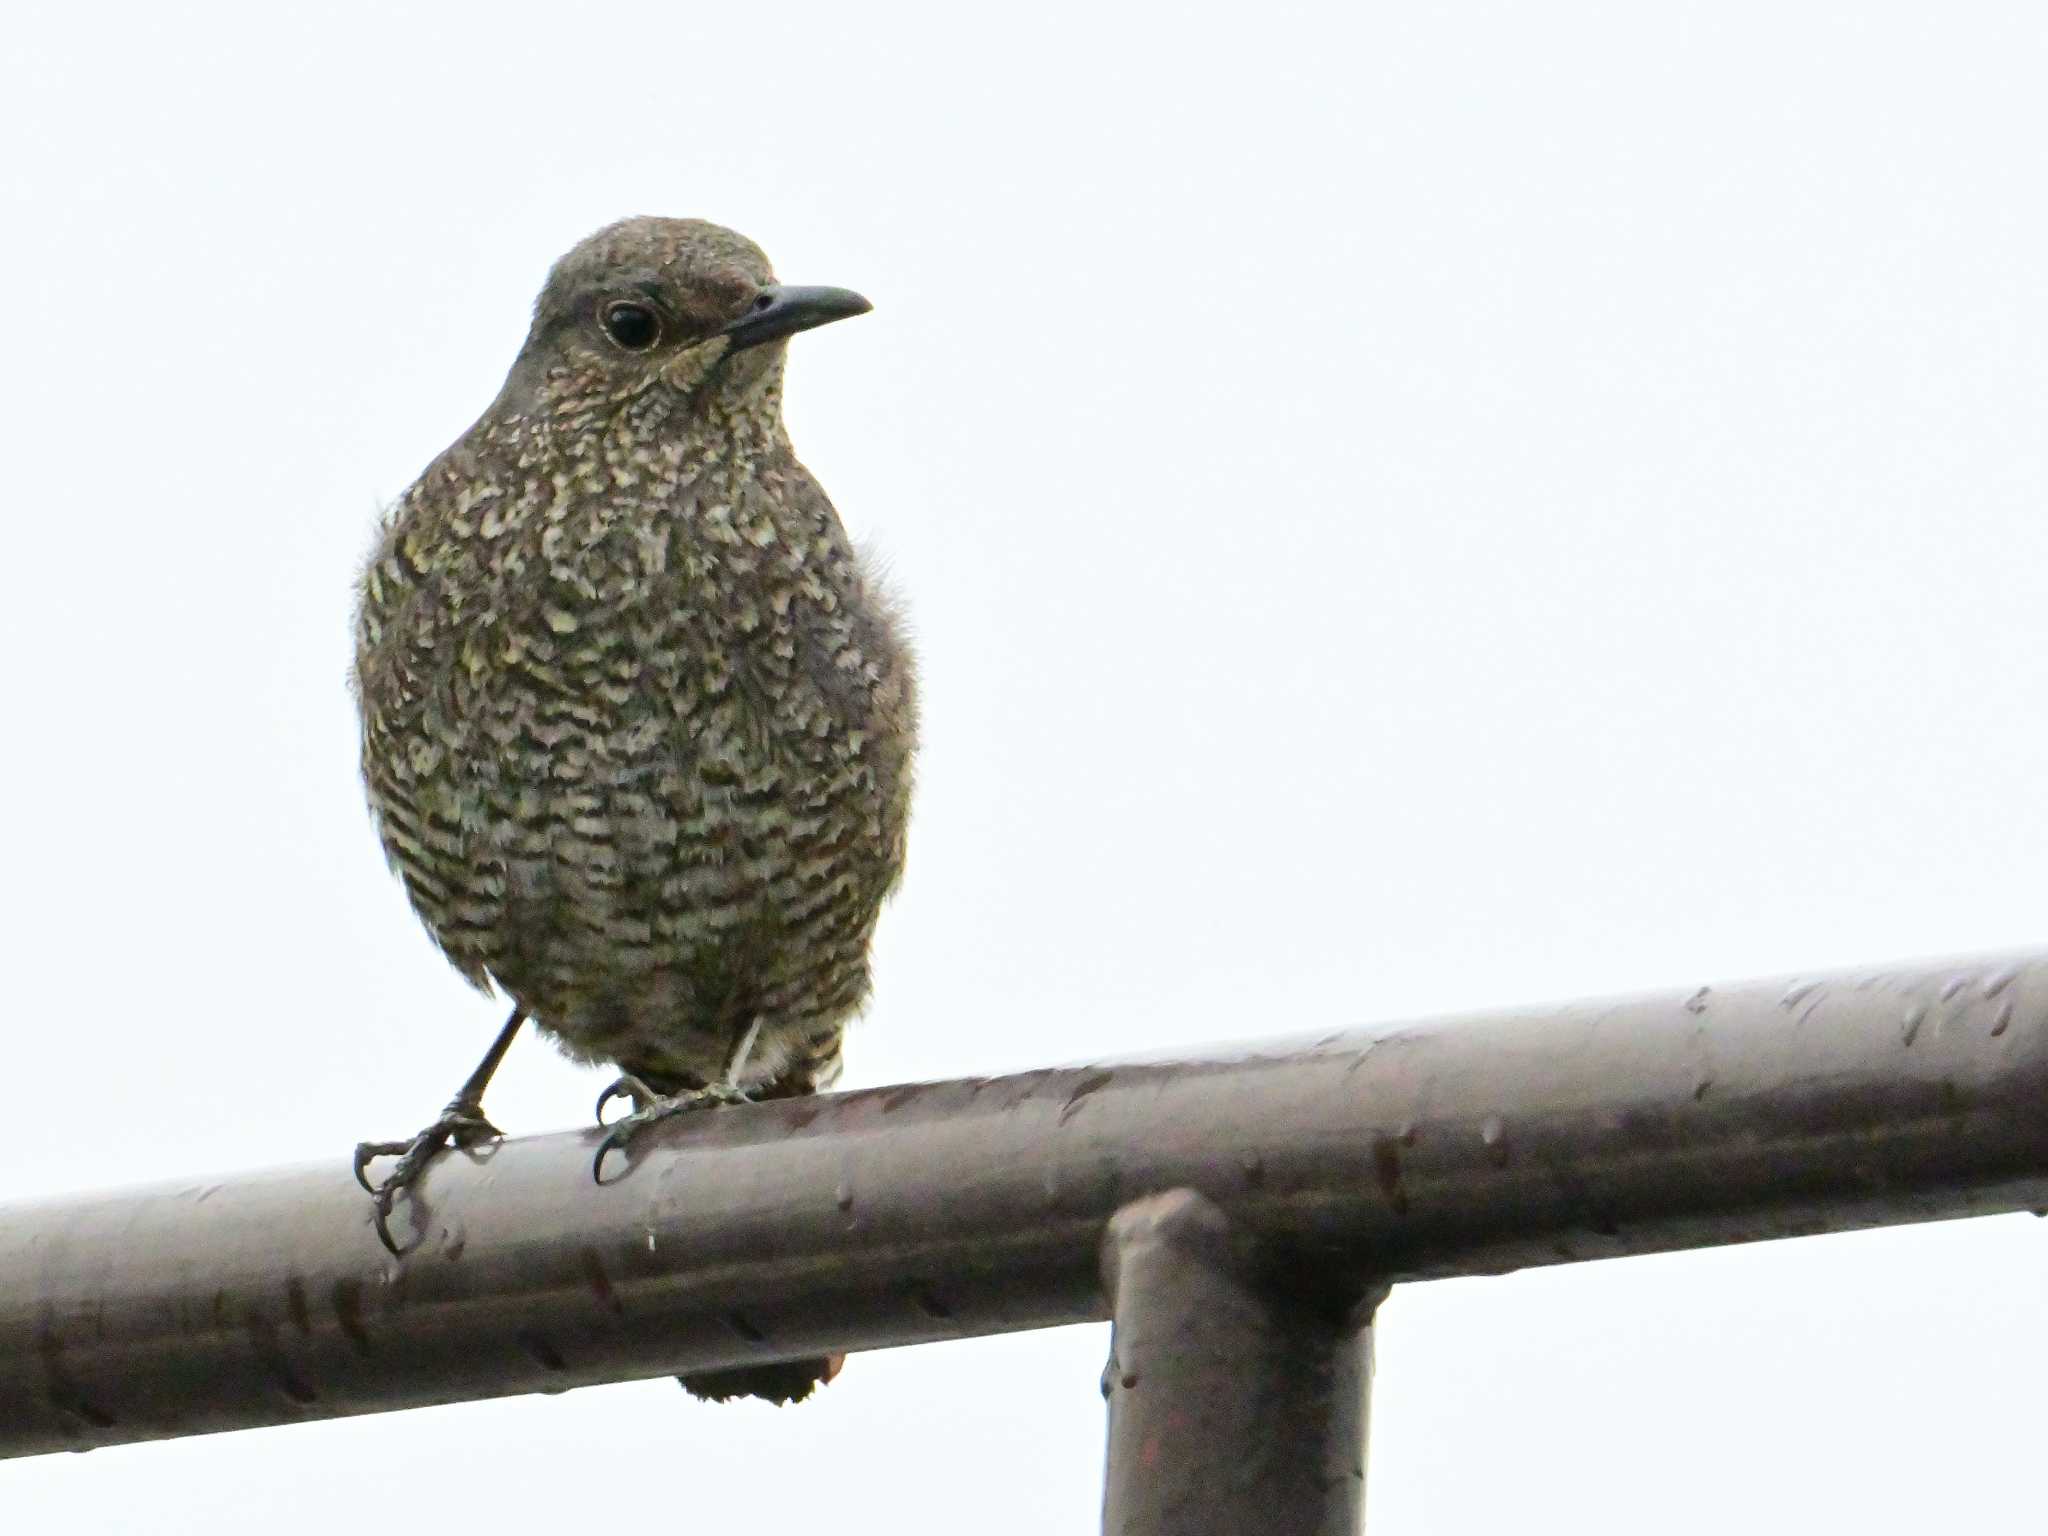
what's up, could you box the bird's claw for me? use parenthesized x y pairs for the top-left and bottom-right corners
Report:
(593, 1073), (663, 1126)
(352, 1101), (502, 1254)
(591, 1083), (755, 1184)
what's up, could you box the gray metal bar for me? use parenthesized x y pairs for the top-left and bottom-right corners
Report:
(3, 948), (2047, 1458)
(1101, 1190), (1373, 1535)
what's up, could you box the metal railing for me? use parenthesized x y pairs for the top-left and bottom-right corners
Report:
(5, 949), (2046, 1533)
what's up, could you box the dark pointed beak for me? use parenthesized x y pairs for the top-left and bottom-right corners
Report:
(722, 284), (872, 352)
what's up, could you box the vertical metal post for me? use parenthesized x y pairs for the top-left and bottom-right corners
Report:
(1101, 1189), (1375, 1536)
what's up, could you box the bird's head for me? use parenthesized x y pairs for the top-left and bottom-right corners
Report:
(500, 216), (869, 427)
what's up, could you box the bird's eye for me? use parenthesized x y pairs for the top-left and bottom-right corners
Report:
(600, 300), (663, 351)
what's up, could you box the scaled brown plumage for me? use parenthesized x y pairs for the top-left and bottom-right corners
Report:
(351, 218), (914, 1404)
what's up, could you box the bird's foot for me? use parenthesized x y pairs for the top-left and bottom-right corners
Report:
(592, 1079), (755, 1183)
(592, 1073), (665, 1123)
(353, 1098), (502, 1255)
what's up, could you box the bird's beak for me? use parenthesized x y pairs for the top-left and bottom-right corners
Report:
(721, 285), (873, 352)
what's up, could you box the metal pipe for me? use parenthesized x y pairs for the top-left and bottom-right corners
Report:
(1101, 1190), (1374, 1535)
(3, 948), (2046, 1459)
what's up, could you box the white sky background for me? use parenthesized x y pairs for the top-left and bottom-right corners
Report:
(3, 1), (2046, 1528)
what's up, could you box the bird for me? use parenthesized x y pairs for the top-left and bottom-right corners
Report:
(350, 216), (915, 1405)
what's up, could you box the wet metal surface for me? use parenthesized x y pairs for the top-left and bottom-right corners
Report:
(1101, 1190), (1373, 1535)
(3, 948), (2047, 1459)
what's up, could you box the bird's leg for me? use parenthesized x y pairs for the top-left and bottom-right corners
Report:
(591, 1017), (765, 1183)
(354, 1006), (526, 1254)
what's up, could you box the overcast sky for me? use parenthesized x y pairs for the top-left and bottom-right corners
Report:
(4, 2), (2047, 1529)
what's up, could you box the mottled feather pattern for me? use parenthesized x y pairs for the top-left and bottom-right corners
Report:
(355, 218), (914, 1098)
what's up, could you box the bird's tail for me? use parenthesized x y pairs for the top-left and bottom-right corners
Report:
(679, 1354), (843, 1406)
(669, 1048), (845, 1405)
